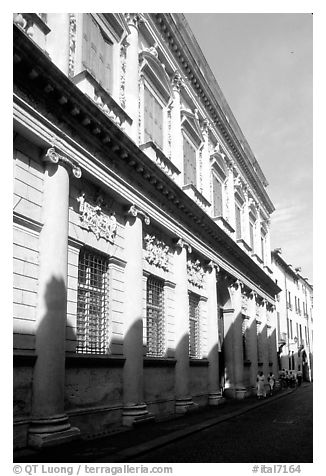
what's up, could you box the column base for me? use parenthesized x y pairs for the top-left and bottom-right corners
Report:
(122, 403), (154, 427)
(208, 392), (225, 406)
(28, 414), (80, 448)
(175, 397), (196, 414)
(223, 386), (247, 400)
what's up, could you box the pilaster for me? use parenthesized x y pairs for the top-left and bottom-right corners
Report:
(226, 161), (236, 231)
(125, 13), (141, 143)
(170, 71), (183, 185)
(200, 120), (211, 203)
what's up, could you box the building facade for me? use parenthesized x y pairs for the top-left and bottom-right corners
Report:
(13, 13), (280, 450)
(272, 249), (313, 381)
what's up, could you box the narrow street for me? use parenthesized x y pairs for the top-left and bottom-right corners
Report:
(130, 385), (313, 463)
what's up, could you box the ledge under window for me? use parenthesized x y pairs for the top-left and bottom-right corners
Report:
(143, 357), (177, 367)
(189, 358), (209, 367)
(65, 353), (126, 367)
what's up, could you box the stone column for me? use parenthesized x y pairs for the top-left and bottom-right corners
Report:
(29, 147), (81, 448)
(226, 161), (236, 232)
(125, 14), (141, 143)
(264, 220), (272, 268)
(261, 300), (269, 378)
(231, 282), (246, 399)
(122, 205), (152, 426)
(170, 71), (183, 185)
(248, 291), (259, 393)
(174, 238), (194, 413)
(207, 262), (222, 405)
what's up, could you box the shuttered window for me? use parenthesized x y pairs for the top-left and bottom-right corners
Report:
(144, 86), (163, 149)
(183, 135), (197, 186)
(235, 204), (242, 240)
(212, 175), (223, 216)
(82, 14), (113, 93)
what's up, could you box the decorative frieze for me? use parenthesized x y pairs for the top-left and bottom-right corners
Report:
(187, 259), (205, 288)
(144, 234), (169, 271)
(77, 193), (117, 243)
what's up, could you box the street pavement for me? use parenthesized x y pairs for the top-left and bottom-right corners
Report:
(14, 383), (312, 463)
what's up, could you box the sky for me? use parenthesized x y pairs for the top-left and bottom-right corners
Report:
(185, 13), (313, 281)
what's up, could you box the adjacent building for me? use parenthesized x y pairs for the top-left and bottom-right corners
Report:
(271, 249), (313, 381)
(13, 13), (281, 450)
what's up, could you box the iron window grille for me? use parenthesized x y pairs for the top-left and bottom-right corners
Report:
(146, 276), (165, 357)
(189, 292), (200, 358)
(76, 249), (109, 354)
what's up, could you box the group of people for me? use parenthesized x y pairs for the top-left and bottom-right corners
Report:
(256, 371), (276, 399)
(256, 366), (303, 398)
(279, 366), (303, 388)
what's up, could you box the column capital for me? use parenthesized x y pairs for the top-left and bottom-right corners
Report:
(125, 13), (142, 29)
(174, 237), (192, 254)
(125, 204), (150, 225)
(43, 147), (81, 178)
(207, 260), (220, 273)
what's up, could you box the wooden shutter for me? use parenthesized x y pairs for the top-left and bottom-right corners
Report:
(183, 136), (197, 186)
(212, 175), (223, 216)
(235, 205), (242, 239)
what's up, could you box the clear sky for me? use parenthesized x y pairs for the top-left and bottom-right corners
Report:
(185, 13), (313, 281)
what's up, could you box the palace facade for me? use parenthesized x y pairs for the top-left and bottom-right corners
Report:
(13, 13), (280, 450)
(271, 249), (313, 381)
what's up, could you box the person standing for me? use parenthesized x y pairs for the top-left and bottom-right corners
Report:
(257, 371), (266, 399)
(268, 372), (276, 396)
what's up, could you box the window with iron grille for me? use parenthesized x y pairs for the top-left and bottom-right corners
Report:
(146, 276), (165, 357)
(144, 85), (163, 150)
(235, 204), (242, 240)
(183, 135), (197, 187)
(189, 292), (200, 358)
(76, 249), (109, 354)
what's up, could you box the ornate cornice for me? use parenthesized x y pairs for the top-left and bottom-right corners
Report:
(175, 238), (192, 254)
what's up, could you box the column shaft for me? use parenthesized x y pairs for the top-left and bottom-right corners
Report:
(207, 266), (222, 404)
(174, 243), (193, 412)
(29, 161), (79, 447)
(125, 16), (140, 143)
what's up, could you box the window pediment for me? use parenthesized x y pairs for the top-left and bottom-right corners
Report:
(181, 110), (203, 147)
(139, 50), (173, 104)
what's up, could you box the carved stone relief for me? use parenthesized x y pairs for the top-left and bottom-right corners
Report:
(144, 234), (169, 271)
(77, 192), (117, 243)
(187, 259), (205, 288)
